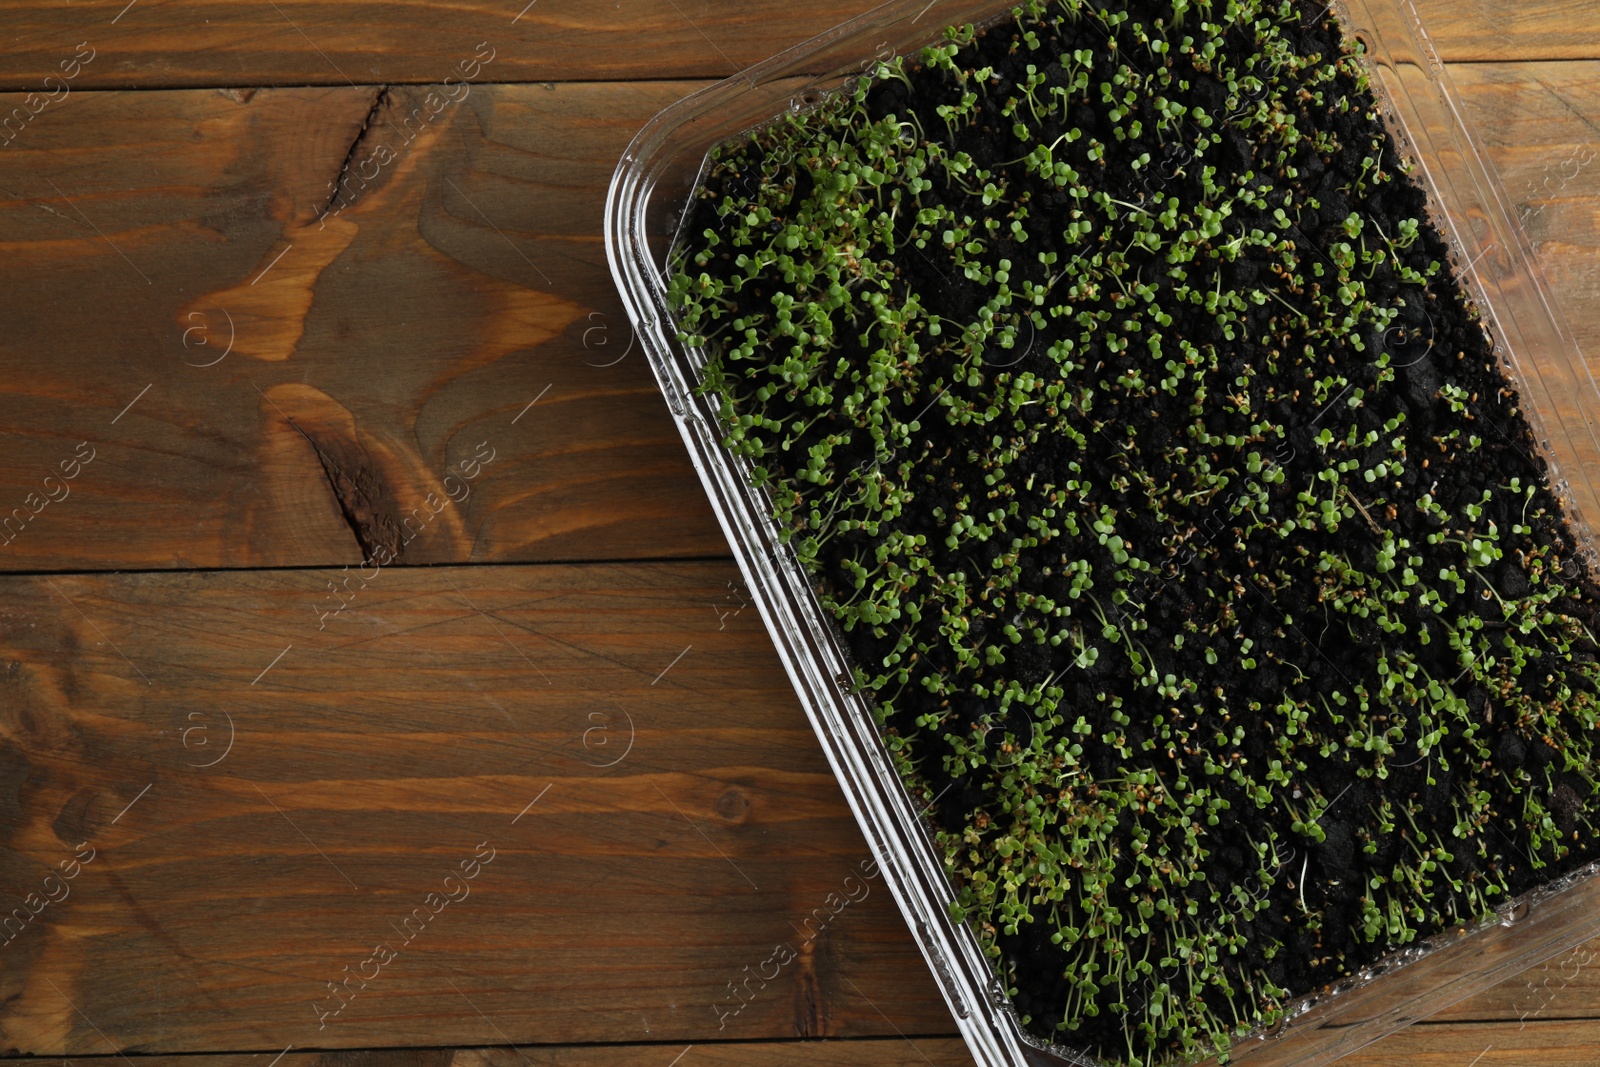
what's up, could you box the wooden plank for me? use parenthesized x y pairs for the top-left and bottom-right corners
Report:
(0, 2), (879, 90)
(1333, 1017), (1600, 1066)
(0, 1040), (979, 1067)
(1430, 927), (1600, 1023)
(3, 63), (1600, 574)
(0, 0), (1595, 91)
(0, 81), (726, 572)
(2, 1016), (1599, 1067)
(22, 548), (1600, 1059)
(505, 1050), (980, 1067)
(1412, 0), (1600, 63)
(0, 562), (956, 1054)
(1, 557), (1599, 1052)
(1449, 61), (1600, 256)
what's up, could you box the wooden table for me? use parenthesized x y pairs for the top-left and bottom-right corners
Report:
(1, 2), (1598, 1064)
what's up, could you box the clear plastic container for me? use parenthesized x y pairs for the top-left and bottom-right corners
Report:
(604, 1), (1600, 1063)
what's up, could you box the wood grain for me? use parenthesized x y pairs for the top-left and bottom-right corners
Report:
(0, 1040), (980, 1067)
(4, 64), (1600, 573)
(468, 1045), (975, 1067)
(0, 80), (725, 571)
(1432, 926), (1600, 1023)
(0, 2), (879, 90)
(4, 1015), (1600, 1067)
(0, 0), (1593, 92)
(1334, 1017), (1600, 1066)
(1412, 0), (1600, 63)
(0, 562), (954, 1054)
(1451, 62), (1600, 263)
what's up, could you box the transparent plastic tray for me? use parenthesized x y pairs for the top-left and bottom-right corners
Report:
(605, 1), (1600, 1063)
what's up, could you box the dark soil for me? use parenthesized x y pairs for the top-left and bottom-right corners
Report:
(670, 0), (1600, 1062)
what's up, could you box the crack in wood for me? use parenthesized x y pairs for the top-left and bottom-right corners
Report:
(793, 934), (828, 1038)
(318, 85), (390, 221)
